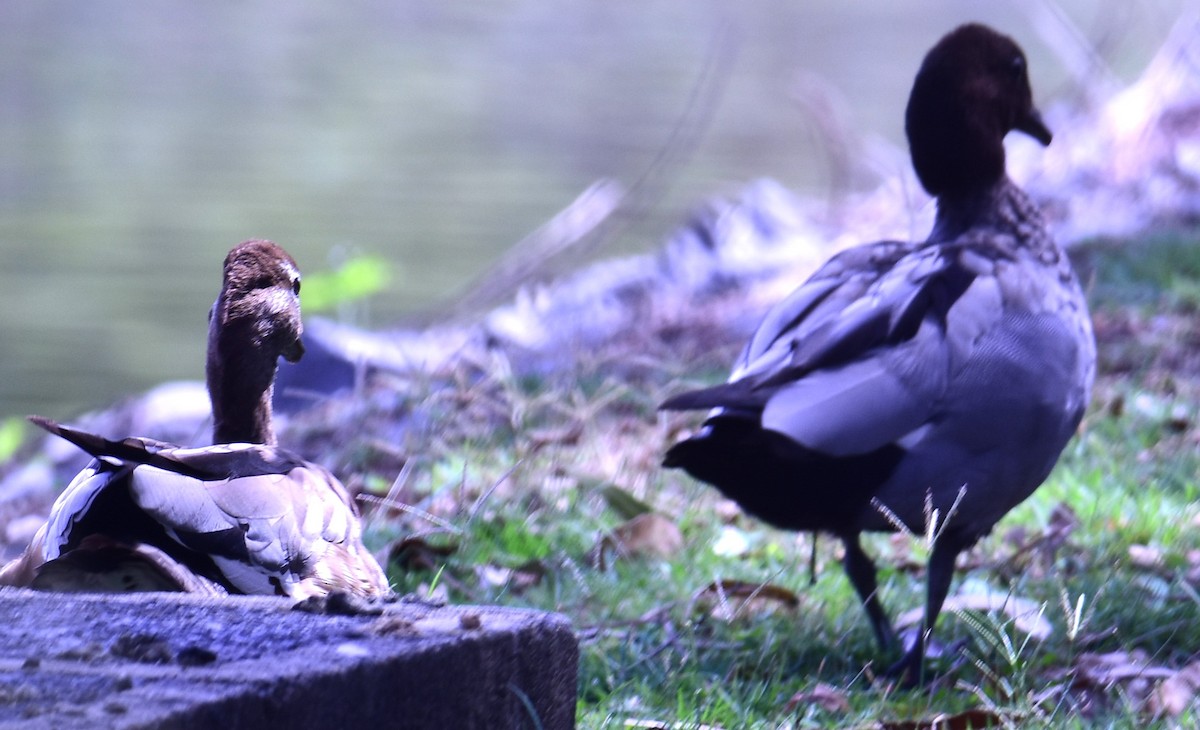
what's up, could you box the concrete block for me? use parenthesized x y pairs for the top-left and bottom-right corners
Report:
(0, 589), (577, 729)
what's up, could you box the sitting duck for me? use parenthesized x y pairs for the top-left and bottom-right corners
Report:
(0, 240), (391, 599)
(661, 24), (1095, 683)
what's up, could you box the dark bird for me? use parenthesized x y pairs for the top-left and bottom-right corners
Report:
(661, 24), (1095, 683)
(1, 240), (391, 599)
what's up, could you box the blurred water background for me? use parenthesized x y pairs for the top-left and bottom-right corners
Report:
(0, 1), (1187, 420)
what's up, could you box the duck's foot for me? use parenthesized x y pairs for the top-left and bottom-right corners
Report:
(880, 633), (970, 689)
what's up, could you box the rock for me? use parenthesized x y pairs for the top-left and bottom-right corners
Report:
(0, 589), (578, 730)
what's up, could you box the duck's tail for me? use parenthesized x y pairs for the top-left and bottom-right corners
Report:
(27, 416), (209, 479)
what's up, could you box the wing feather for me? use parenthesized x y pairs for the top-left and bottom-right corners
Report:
(665, 241), (1018, 461)
(127, 461), (370, 593)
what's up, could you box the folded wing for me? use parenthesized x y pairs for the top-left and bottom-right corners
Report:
(664, 242), (1009, 458)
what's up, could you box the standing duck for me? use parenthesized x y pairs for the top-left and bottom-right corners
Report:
(0, 240), (391, 599)
(661, 24), (1095, 683)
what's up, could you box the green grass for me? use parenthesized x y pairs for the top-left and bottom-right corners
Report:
(306, 231), (1200, 727)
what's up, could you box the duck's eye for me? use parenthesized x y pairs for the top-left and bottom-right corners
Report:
(1009, 55), (1025, 80)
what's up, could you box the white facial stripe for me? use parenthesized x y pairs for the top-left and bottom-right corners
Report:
(280, 260), (301, 289)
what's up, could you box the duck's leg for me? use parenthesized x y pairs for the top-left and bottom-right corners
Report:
(886, 531), (968, 686)
(839, 533), (898, 652)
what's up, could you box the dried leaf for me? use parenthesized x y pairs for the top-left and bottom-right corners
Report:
(1129, 544), (1164, 569)
(387, 535), (458, 572)
(476, 560), (545, 594)
(1074, 650), (1172, 684)
(1071, 650), (1173, 711)
(896, 591), (1053, 640)
(1002, 525), (1030, 550)
(879, 708), (1008, 729)
(692, 578), (799, 621)
(784, 682), (851, 714)
(1045, 503), (1080, 545)
(1002, 503), (1078, 571)
(622, 719), (720, 730)
(1150, 661), (1200, 716)
(608, 513), (684, 559)
(1185, 550), (1200, 584)
(526, 422), (584, 452)
(714, 499), (743, 523)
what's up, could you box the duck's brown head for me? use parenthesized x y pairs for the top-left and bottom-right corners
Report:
(905, 23), (1051, 199)
(206, 239), (305, 445)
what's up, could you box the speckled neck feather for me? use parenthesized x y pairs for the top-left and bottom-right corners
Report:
(205, 240), (303, 446)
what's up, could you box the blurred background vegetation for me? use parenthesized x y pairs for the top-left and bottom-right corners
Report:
(0, 0), (1186, 420)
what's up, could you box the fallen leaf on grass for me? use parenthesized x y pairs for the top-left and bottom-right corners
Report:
(615, 513), (682, 556)
(1070, 650), (1173, 712)
(877, 708), (1010, 730)
(783, 682), (851, 714)
(998, 502), (1078, 575)
(1074, 649), (1173, 684)
(1128, 543), (1164, 569)
(1044, 502), (1080, 550)
(691, 578), (799, 621)
(526, 422), (584, 452)
(1149, 661), (1200, 716)
(896, 591), (1053, 640)
(1067, 650), (1200, 717)
(592, 513), (684, 569)
(622, 719), (721, 730)
(1185, 549), (1200, 584)
(387, 536), (458, 572)
(713, 499), (742, 523)
(476, 560), (546, 594)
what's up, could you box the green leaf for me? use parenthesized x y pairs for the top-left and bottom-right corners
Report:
(0, 417), (24, 462)
(301, 255), (393, 313)
(599, 484), (655, 520)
